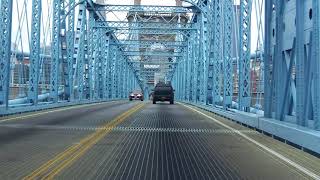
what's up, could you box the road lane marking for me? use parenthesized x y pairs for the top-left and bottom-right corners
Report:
(23, 103), (145, 180)
(0, 100), (122, 123)
(0, 124), (259, 134)
(179, 102), (320, 180)
(44, 105), (144, 180)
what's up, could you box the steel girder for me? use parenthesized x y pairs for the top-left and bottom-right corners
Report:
(113, 40), (187, 47)
(273, 0), (285, 120)
(95, 21), (195, 30)
(94, 28), (104, 99)
(263, 0), (320, 130)
(0, 0), (13, 109)
(66, 0), (75, 101)
(28, 0), (42, 105)
(111, 47), (117, 99)
(60, 1), (71, 101)
(123, 51), (183, 57)
(212, 0), (222, 105)
(295, 0), (306, 126)
(238, 0), (252, 111)
(124, 49), (182, 53)
(129, 61), (178, 65)
(102, 34), (110, 99)
(88, 11), (96, 100)
(191, 35), (198, 102)
(111, 43), (184, 52)
(263, 0), (272, 118)
(0, 0), (141, 112)
(186, 40), (192, 101)
(314, 0), (320, 130)
(223, 0), (233, 108)
(198, 13), (207, 104)
(75, 2), (87, 100)
(114, 28), (191, 35)
(93, 4), (195, 13)
(50, 0), (62, 102)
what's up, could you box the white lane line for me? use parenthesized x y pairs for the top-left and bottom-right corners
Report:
(0, 100), (119, 123)
(179, 102), (320, 180)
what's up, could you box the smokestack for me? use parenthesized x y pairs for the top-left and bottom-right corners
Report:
(176, 0), (182, 6)
(134, 0), (141, 5)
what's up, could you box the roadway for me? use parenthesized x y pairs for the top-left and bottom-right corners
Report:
(0, 100), (319, 179)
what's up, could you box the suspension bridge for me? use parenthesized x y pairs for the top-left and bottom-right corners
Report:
(0, 0), (320, 179)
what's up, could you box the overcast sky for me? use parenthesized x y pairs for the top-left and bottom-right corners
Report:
(11, 0), (263, 54)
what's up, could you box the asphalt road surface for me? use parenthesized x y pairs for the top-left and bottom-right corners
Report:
(0, 101), (319, 180)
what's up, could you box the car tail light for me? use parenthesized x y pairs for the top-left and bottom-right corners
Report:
(130, 93), (134, 96)
(137, 94), (142, 97)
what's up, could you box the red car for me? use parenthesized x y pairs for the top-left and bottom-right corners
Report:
(129, 90), (144, 101)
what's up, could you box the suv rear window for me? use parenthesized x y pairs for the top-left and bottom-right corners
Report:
(155, 87), (172, 95)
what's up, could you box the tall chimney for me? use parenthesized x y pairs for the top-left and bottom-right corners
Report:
(134, 0), (141, 5)
(176, 0), (182, 6)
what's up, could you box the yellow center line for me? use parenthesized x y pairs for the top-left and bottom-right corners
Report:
(23, 103), (145, 180)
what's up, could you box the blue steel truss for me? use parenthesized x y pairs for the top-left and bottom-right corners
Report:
(223, 0), (233, 108)
(28, 0), (41, 105)
(0, 0), (13, 109)
(94, 4), (195, 13)
(50, 0), (61, 102)
(314, 0), (320, 130)
(66, 0), (75, 101)
(238, 0), (252, 111)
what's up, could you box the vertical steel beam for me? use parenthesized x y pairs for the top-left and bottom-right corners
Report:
(125, 64), (129, 98)
(75, 2), (87, 100)
(274, 0), (284, 119)
(313, 0), (320, 130)
(198, 13), (206, 103)
(186, 40), (192, 101)
(179, 62), (183, 100)
(50, 0), (61, 102)
(238, 0), (252, 111)
(108, 47), (114, 99)
(120, 57), (123, 98)
(223, 0), (233, 108)
(212, 0), (222, 105)
(264, 0), (273, 117)
(296, 0), (306, 126)
(111, 49), (116, 99)
(115, 53), (119, 98)
(0, 0), (13, 109)
(28, 0), (42, 105)
(191, 36), (197, 102)
(97, 29), (104, 99)
(67, 0), (75, 100)
(183, 53), (187, 100)
(87, 11), (96, 100)
(60, 1), (70, 101)
(102, 34), (110, 99)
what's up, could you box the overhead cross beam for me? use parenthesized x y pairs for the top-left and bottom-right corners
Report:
(123, 51), (183, 57)
(113, 29), (192, 37)
(114, 40), (187, 46)
(93, 3), (197, 13)
(94, 21), (195, 30)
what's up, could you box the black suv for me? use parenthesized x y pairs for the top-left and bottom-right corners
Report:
(152, 82), (174, 104)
